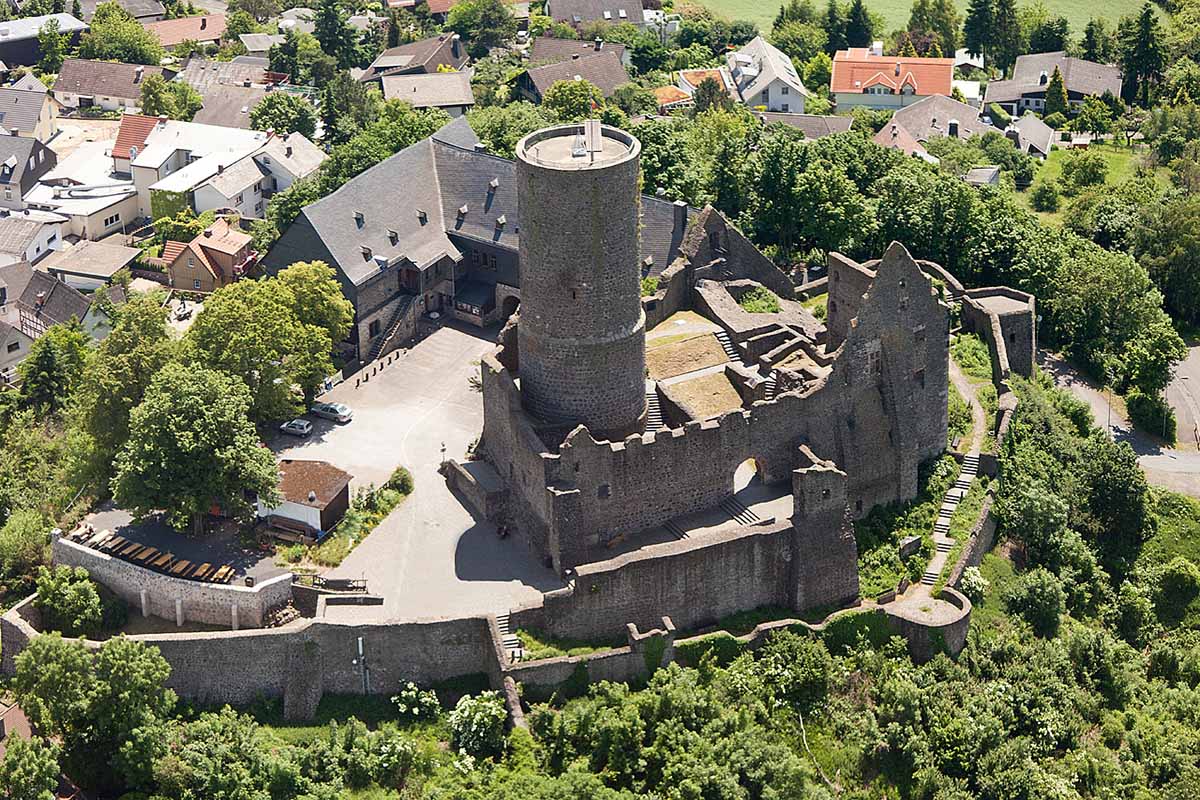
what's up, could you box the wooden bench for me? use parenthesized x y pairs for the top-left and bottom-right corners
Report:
(151, 552), (174, 570)
(85, 530), (113, 549)
(134, 547), (159, 565)
(192, 563), (214, 581)
(119, 542), (144, 559)
(169, 560), (193, 577)
(99, 536), (126, 553)
(266, 516), (317, 545)
(209, 565), (234, 584)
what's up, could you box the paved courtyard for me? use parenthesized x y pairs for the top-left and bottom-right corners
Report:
(270, 323), (565, 620)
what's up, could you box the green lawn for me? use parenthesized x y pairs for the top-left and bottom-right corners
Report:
(696, 0), (1149, 41)
(1020, 142), (1168, 224)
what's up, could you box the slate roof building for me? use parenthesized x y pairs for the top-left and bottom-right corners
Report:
(887, 94), (994, 142)
(873, 120), (937, 163)
(381, 71), (475, 116)
(1006, 111), (1056, 158)
(52, 59), (171, 113)
(517, 49), (630, 102)
(0, 134), (56, 210)
(984, 51), (1121, 115)
(15, 269), (113, 340)
(963, 166), (1001, 186)
(25, 139), (138, 241)
(0, 209), (62, 265)
(41, 239), (141, 290)
(0, 14), (87, 66)
(0, 80), (57, 142)
(0, 317), (32, 383)
(830, 43), (954, 110)
(546, 0), (643, 27)
(260, 117), (694, 364)
(359, 34), (467, 82)
(755, 112), (853, 139)
(157, 216), (254, 293)
(144, 14), (225, 49)
(192, 83), (268, 129)
(727, 36), (810, 113)
(239, 32), (284, 57)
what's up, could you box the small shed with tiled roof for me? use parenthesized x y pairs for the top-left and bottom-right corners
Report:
(256, 458), (352, 535)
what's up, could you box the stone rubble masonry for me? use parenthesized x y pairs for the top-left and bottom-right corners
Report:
(515, 124), (647, 441)
(960, 286), (1037, 379)
(51, 536), (292, 629)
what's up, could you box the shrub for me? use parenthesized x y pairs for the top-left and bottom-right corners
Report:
(959, 566), (989, 603)
(1002, 567), (1066, 637)
(391, 681), (440, 724)
(755, 631), (832, 709)
(951, 334), (993, 381)
(0, 509), (49, 580)
(674, 632), (744, 668)
(448, 691), (507, 758)
(1126, 388), (1176, 443)
(1030, 180), (1061, 212)
(737, 286), (781, 314)
(1043, 111), (1068, 130)
(1060, 149), (1108, 194)
(34, 565), (103, 637)
(385, 466), (414, 495)
(987, 102), (1011, 127)
(1155, 557), (1200, 625)
(640, 276), (660, 297)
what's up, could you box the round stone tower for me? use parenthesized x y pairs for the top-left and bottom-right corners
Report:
(515, 121), (646, 441)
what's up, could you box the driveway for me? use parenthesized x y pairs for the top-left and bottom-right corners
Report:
(1165, 341), (1200, 451)
(270, 322), (564, 620)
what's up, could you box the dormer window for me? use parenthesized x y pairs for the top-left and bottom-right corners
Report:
(361, 245), (372, 260)
(618, 8), (626, 17)
(353, 211), (364, 227)
(603, 10), (611, 18)
(488, 177), (499, 190)
(417, 209), (427, 224)
(387, 229), (398, 244)
(495, 214), (506, 227)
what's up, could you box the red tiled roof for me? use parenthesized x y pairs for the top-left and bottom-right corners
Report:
(161, 240), (187, 261)
(426, 0), (454, 12)
(873, 121), (928, 158)
(679, 68), (727, 91)
(144, 14), (226, 46)
(277, 459), (351, 507)
(831, 48), (953, 96)
(113, 113), (159, 160)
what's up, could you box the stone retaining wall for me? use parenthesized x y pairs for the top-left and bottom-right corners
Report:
(52, 536), (293, 629)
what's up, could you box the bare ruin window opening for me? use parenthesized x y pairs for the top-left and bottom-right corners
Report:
(914, 368), (925, 387)
(598, 484), (611, 498)
(856, 498), (863, 513)
(733, 458), (763, 494)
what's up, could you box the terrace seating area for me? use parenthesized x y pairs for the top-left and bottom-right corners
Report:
(62, 525), (237, 584)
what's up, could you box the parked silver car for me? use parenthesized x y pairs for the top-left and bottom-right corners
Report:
(279, 419), (313, 437)
(310, 401), (353, 423)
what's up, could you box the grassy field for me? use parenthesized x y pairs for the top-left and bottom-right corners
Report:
(695, 0), (1150, 42)
(1019, 142), (1167, 224)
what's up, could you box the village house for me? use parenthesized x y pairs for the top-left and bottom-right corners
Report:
(0, 318), (32, 383)
(0, 209), (63, 265)
(517, 50), (629, 102)
(544, 0), (675, 32)
(77, 0), (165, 22)
(0, 134), (56, 211)
(0, 77), (58, 142)
(239, 32), (284, 58)
(381, 72), (475, 117)
(830, 41), (954, 110)
(41, 239), (141, 291)
(256, 459), (353, 540)
(726, 36), (810, 113)
(754, 112), (853, 138)
(529, 35), (629, 68)
(15, 269), (115, 340)
(52, 59), (172, 113)
(359, 34), (468, 83)
(984, 51), (1122, 115)
(143, 14), (226, 50)
(24, 140), (138, 240)
(156, 216), (254, 293)
(887, 94), (994, 142)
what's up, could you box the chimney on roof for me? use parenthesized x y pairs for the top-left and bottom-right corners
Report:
(571, 53), (579, 60)
(285, 145), (293, 157)
(35, 290), (45, 307)
(451, 33), (460, 58)
(8, 128), (15, 136)
(135, 65), (144, 82)
(655, 187), (666, 197)
(217, 163), (224, 173)
(473, 142), (487, 153)
(203, 228), (212, 237)
(894, 62), (900, 76)
(672, 199), (687, 241)
(594, 37), (602, 51)
(870, 40), (883, 57)
(200, 16), (207, 29)
(308, 490), (317, 502)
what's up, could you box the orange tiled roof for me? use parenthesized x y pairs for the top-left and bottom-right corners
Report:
(144, 14), (227, 46)
(112, 113), (159, 160)
(679, 68), (729, 91)
(830, 48), (953, 97)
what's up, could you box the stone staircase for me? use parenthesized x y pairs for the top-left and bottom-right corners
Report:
(920, 453), (980, 586)
(365, 295), (416, 363)
(646, 391), (666, 431)
(720, 495), (760, 525)
(762, 371), (778, 400)
(714, 330), (742, 363)
(495, 613), (523, 662)
(665, 519), (689, 540)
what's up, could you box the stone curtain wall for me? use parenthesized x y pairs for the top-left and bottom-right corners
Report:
(52, 537), (293, 628)
(947, 489), (998, 588)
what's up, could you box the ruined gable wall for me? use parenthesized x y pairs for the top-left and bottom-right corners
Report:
(685, 208), (797, 300)
(825, 252), (875, 348)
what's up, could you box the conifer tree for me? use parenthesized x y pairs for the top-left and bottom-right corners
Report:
(844, 0), (872, 47)
(963, 0), (992, 59)
(1044, 66), (1069, 117)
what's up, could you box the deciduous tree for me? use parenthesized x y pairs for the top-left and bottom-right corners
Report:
(37, 19), (66, 73)
(250, 91), (318, 138)
(541, 78), (602, 121)
(0, 733), (60, 800)
(447, 0), (516, 58)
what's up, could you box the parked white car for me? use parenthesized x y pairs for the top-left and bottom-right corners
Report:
(279, 419), (313, 437)
(310, 401), (353, 423)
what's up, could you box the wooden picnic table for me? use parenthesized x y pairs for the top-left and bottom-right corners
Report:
(192, 563), (213, 581)
(169, 560), (193, 577)
(134, 547), (159, 564)
(85, 529), (112, 548)
(119, 542), (143, 558)
(151, 552), (173, 570)
(210, 565), (233, 584)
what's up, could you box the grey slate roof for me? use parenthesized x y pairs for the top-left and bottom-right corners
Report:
(78, 0), (164, 20)
(889, 94), (992, 142)
(963, 166), (1000, 185)
(381, 71), (474, 108)
(263, 118), (693, 290)
(177, 57), (269, 90)
(53, 58), (168, 102)
(18, 270), (91, 326)
(0, 84), (48, 135)
(239, 33), (284, 53)
(546, 0), (644, 24)
(1008, 112), (1055, 156)
(529, 36), (626, 65)
(524, 50), (630, 98)
(40, 239), (140, 279)
(984, 51), (1121, 105)
(0, 259), (32, 304)
(0, 215), (45, 254)
(0, 135), (55, 197)
(755, 112), (852, 138)
(728, 36), (810, 101)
